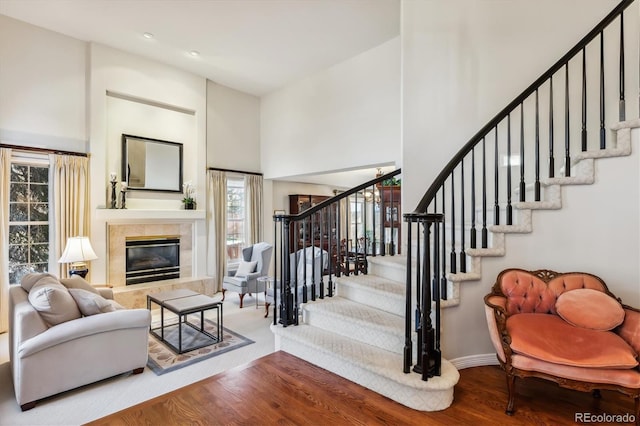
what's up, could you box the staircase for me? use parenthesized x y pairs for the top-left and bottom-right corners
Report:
(272, 255), (460, 411)
(270, 0), (638, 413)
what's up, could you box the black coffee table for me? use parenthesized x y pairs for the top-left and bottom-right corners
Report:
(147, 289), (223, 354)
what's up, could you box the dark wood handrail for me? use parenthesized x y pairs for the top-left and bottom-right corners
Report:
(410, 0), (634, 215)
(275, 169), (401, 221)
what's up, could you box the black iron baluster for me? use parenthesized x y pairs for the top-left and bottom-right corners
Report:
(549, 76), (555, 177)
(619, 11), (625, 121)
(380, 186), (386, 256)
(310, 215), (316, 301)
(302, 219), (308, 304)
(600, 30), (606, 149)
(470, 147), (477, 249)
(321, 208), (326, 299)
(432, 216), (442, 377)
(390, 182), (395, 255)
(440, 187), (446, 299)
(494, 127), (500, 225)
(481, 137), (488, 247)
(582, 47), (588, 152)
(354, 192), (359, 275)
(282, 217), (293, 327)
(564, 63), (571, 177)
(459, 159), (466, 273)
(404, 220), (413, 374)
(519, 103), (526, 202)
(535, 89), (541, 201)
(273, 218), (279, 325)
(507, 114), (513, 225)
(450, 171), (456, 274)
(372, 184), (377, 256)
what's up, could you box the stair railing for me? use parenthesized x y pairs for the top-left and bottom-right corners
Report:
(272, 169), (401, 326)
(404, 0), (636, 380)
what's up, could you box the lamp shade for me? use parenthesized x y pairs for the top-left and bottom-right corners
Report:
(58, 236), (98, 264)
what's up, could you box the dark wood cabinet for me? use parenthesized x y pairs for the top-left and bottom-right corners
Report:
(378, 185), (401, 255)
(288, 194), (332, 251)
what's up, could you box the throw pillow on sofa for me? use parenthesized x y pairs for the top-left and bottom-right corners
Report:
(68, 288), (124, 316)
(555, 288), (625, 331)
(20, 272), (60, 292)
(60, 275), (101, 295)
(28, 280), (82, 326)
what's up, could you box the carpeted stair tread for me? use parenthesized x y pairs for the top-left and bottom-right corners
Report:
(304, 296), (403, 332)
(336, 274), (405, 297)
(271, 323), (457, 390)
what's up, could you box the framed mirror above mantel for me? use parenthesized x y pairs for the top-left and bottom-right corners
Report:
(121, 134), (183, 192)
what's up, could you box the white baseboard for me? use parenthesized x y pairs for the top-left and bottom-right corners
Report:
(450, 353), (500, 369)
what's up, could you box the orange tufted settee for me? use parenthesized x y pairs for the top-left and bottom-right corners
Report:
(484, 269), (640, 424)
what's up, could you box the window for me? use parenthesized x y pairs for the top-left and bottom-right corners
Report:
(9, 161), (50, 284)
(226, 176), (246, 263)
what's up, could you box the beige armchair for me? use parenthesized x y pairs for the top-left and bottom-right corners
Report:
(9, 273), (151, 411)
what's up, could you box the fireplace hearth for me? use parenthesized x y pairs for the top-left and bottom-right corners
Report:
(125, 236), (180, 285)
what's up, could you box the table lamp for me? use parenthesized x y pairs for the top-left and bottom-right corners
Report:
(58, 236), (98, 278)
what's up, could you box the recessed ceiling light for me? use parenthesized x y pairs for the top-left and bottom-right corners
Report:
(189, 50), (200, 57)
(143, 32), (154, 39)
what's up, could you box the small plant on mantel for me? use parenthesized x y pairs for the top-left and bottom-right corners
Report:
(182, 181), (196, 210)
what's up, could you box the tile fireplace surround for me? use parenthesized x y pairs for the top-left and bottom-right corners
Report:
(107, 222), (213, 308)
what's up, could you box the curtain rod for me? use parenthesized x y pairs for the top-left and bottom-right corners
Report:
(0, 143), (88, 157)
(207, 166), (263, 176)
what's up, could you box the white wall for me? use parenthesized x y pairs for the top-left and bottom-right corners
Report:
(207, 81), (261, 172)
(402, 0), (640, 359)
(261, 37), (401, 180)
(0, 15), (86, 151)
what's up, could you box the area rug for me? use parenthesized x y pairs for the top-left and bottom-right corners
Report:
(147, 318), (254, 375)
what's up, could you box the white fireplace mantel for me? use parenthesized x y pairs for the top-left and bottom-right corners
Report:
(96, 208), (205, 221)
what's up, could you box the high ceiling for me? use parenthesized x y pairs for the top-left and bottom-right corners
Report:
(0, 0), (400, 97)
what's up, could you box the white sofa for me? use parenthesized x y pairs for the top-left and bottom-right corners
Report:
(9, 273), (151, 411)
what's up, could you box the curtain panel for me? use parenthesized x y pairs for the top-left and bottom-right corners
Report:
(245, 174), (263, 245)
(207, 170), (227, 292)
(0, 148), (12, 333)
(50, 154), (91, 279)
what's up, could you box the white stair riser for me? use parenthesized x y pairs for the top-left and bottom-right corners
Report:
(275, 334), (456, 412)
(368, 258), (406, 283)
(304, 308), (405, 355)
(337, 282), (405, 316)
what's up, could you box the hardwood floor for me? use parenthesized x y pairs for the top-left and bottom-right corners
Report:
(87, 351), (636, 426)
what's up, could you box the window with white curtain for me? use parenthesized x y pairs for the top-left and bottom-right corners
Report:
(226, 176), (246, 264)
(8, 155), (51, 284)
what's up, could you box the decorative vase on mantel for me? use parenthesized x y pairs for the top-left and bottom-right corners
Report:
(183, 200), (196, 210)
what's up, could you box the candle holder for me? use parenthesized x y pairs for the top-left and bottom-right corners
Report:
(110, 181), (117, 209)
(120, 182), (128, 209)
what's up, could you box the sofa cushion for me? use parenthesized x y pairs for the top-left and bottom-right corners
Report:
(60, 276), (101, 295)
(68, 288), (123, 316)
(507, 313), (638, 369)
(28, 281), (82, 326)
(555, 288), (625, 331)
(235, 260), (257, 277)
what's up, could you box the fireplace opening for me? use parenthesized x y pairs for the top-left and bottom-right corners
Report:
(125, 236), (180, 285)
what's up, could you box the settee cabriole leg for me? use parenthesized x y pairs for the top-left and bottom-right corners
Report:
(132, 367), (144, 375)
(238, 294), (245, 308)
(20, 401), (36, 411)
(505, 374), (516, 415)
(264, 302), (270, 318)
(221, 289), (226, 301)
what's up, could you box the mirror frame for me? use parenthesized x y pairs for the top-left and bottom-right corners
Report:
(121, 134), (184, 193)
